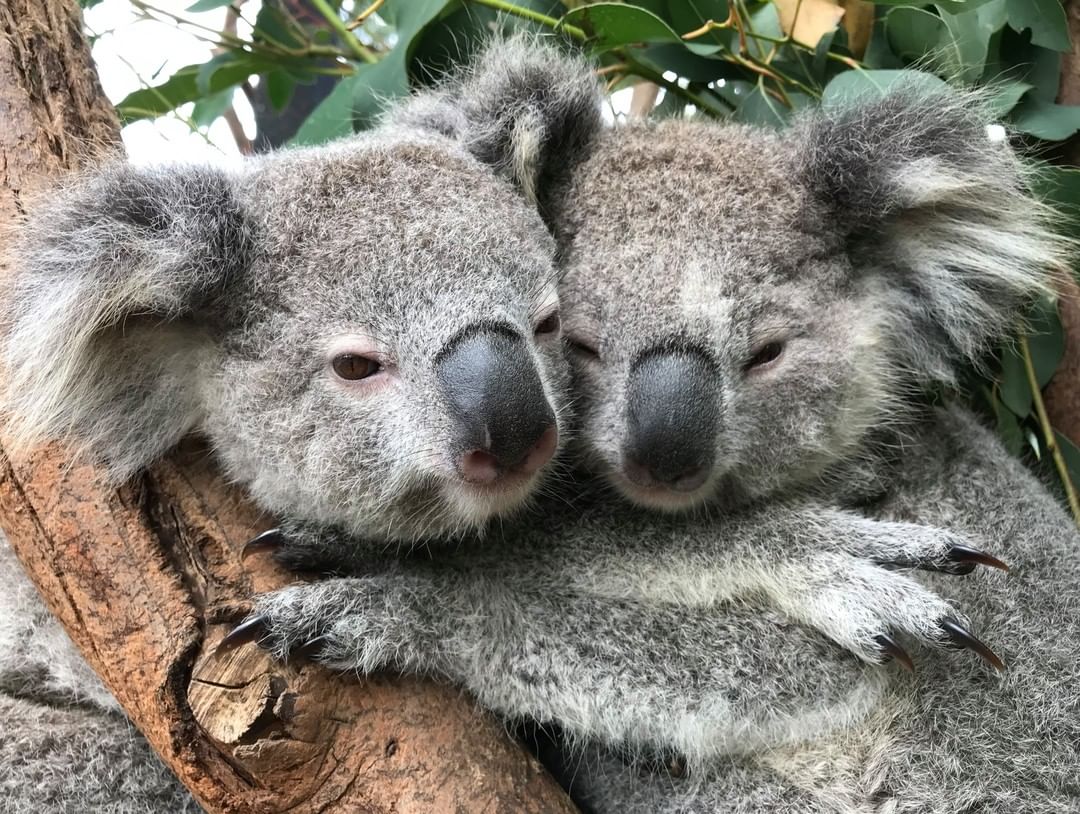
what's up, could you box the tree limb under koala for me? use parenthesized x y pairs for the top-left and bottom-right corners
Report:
(0, 2), (576, 812)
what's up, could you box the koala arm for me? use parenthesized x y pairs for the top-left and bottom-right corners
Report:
(231, 523), (883, 768)
(567, 504), (1006, 670)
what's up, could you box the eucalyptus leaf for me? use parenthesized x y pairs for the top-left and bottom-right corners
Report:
(821, 69), (948, 108)
(885, 7), (945, 62)
(872, 0), (998, 11)
(935, 0), (1006, 84)
(186, 0), (234, 11)
(1055, 432), (1080, 490)
(733, 84), (789, 127)
(1010, 98), (1080, 141)
(563, 3), (720, 55)
(190, 86), (236, 127)
(998, 342), (1032, 417)
(116, 56), (272, 124)
(1005, 0), (1070, 53)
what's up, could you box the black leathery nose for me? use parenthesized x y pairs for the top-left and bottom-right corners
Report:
(624, 349), (719, 485)
(436, 325), (556, 470)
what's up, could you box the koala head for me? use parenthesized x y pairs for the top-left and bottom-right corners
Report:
(551, 88), (1063, 511)
(2, 38), (602, 543)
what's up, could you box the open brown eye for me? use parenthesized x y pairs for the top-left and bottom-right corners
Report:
(332, 353), (380, 381)
(744, 341), (784, 372)
(535, 310), (561, 336)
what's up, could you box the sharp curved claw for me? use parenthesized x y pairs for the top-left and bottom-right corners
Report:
(292, 637), (328, 661)
(940, 618), (1006, 672)
(243, 528), (283, 557)
(947, 544), (1009, 573)
(216, 615), (268, 655)
(874, 633), (915, 673)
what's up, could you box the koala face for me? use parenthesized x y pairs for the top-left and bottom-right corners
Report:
(208, 138), (569, 540)
(4, 37), (604, 545)
(4, 129), (589, 545)
(557, 96), (1060, 512)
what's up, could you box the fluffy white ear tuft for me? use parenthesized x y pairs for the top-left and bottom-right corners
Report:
(796, 88), (1069, 382)
(2, 162), (251, 480)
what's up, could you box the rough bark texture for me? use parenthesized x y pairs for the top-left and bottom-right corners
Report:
(0, 2), (576, 812)
(1050, 0), (1080, 447)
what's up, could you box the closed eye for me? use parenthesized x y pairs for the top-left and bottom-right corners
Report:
(567, 335), (600, 360)
(743, 341), (784, 373)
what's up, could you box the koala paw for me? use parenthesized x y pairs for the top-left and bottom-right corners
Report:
(217, 579), (398, 672)
(842, 523), (1009, 577)
(783, 552), (1005, 673)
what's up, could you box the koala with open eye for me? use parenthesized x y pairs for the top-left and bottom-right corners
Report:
(0, 54), (592, 813)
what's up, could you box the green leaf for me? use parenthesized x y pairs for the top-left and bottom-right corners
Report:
(190, 86), (236, 127)
(562, 3), (720, 55)
(665, 0), (731, 35)
(984, 80), (1031, 116)
(1010, 98), (1080, 140)
(885, 7), (946, 62)
(186, 0), (234, 11)
(294, 0), (451, 144)
(1027, 297), (1066, 389)
(1032, 166), (1080, 222)
(873, 0), (998, 11)
(994, 397), (1025, 455)
(1006, 0), (1070, 52)
(116, 55), (271, 124)
(999, 342), (1032, 416)
(733, 84), (789, 128)
(821, 69), (948, 108)
(935, 0), (1007, 84)
(265, 70), (296, 112)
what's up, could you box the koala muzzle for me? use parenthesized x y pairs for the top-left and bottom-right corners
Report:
(436, 325), (557, 484)
(623, 349), (719, 493)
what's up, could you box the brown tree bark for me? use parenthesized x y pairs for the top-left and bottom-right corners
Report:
(1049, 0), (1080, 447)
(0, 2), (576, 812)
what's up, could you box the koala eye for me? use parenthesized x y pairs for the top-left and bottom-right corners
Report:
(744, 341), (784, 373)
(332, 353), (381, 381)
(567, 336), (600, 361)
(534, 309), (562, 337)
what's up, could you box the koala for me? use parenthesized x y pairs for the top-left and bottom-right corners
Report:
(0, 50), (595, 813)
(536, 43), (1080, 813)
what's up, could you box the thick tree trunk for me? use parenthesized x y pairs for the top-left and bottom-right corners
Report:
(0, 2), (575, 812)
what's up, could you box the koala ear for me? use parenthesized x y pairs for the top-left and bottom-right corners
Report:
(390, 36), (603, 214)
(3, 162), (251, 480)
(797, 89), (1066, 380)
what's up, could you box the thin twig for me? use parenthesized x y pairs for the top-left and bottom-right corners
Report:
(1020, 334), (1080, 525)
(307, 0), (377, 63)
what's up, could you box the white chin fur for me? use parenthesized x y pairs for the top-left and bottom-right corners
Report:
(612, 474), (712, 513)
(441, 473), (540, 529)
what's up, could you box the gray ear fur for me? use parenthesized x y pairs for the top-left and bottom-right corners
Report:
(388, 35), (604, 219)
(2, 162), (251, 480)
(797, 89), (1068, 383)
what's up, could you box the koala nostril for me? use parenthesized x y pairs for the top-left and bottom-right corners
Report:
(460, 449), (501, 484)
(622, 455), (659, 489)
(518, 425), (558, 475)
(622, 454), (710, 493)
(670, 465), (709, 493)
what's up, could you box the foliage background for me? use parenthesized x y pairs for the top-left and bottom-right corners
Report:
(81, 0), (1080, 517)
